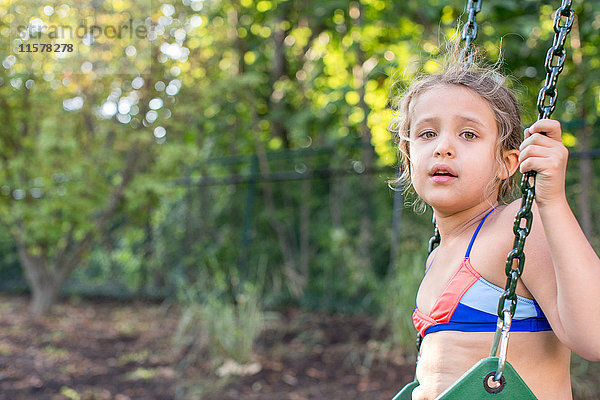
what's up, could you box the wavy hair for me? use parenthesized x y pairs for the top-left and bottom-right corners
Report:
(388, 49), (522, 211)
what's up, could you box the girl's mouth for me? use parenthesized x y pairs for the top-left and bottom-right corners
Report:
(430, 168), (457, 183)
(431, 173), (457, 183)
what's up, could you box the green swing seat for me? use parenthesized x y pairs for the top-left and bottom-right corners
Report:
(392, 381), (419, 400)
(392, 357), (537, 399)
(391, 380), (417, 400)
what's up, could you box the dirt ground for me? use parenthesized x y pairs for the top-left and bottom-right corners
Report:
(0, 295), (598, 400)
(198, 309), (415, 400)
(0, 295), (179, 400)
(0, 295), (413, 400)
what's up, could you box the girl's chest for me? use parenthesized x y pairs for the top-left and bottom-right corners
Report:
(416, 231), (532, 315)
(416, 253), (466, 315)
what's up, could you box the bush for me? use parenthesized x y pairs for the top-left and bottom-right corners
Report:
(174, 285), (263, 368)
(378, 250), (426, 356)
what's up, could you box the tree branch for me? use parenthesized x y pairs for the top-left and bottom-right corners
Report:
(58, 140), (142, 280)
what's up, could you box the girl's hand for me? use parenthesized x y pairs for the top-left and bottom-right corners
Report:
(518, 119), (569, 206)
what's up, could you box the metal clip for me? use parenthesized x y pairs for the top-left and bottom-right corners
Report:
(494, 310), (512, 382)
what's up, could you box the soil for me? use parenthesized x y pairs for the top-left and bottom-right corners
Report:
(199, 309), (415, 400)
(1, 295), (597, 399)
(0, 295), (413, 400)
(0, 295), (179, 400)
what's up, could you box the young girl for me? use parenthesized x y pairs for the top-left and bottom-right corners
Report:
(390, 58), (600, 399)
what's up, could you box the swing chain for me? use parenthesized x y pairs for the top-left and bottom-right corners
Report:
(417, 215), (441, 355)
(537, 0), (575, 119)
(459, 0), (482, 65)
(496, 174), (535, 318)
(428, 223), (441, 254)
(496, 0), (574, 322)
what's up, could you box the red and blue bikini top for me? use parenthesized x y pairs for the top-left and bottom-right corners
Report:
(412, 208), (552, 337)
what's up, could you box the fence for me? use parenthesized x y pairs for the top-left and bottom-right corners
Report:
(1, 143), (599, 310)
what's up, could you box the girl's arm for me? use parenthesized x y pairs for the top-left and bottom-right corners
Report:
(519, 119), (600, 360)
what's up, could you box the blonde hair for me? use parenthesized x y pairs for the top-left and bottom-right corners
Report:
(389, 53), (522, 209)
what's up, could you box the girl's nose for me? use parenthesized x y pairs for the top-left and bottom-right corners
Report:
(433, 135), (455, 157)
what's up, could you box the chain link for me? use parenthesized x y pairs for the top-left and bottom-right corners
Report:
(459, 0), (483, 66)
(497, 0), (574, 321)
(419, 215), (440, 353)
(537, 0), (575, 119)
(428, 222), (441, 254)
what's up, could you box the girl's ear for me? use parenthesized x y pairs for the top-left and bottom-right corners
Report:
(498, 149), (520, 180)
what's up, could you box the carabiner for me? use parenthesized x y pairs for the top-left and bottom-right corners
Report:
(494, 310), (513, 382)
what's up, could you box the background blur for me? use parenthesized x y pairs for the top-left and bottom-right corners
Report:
(0, 0), (599, 399)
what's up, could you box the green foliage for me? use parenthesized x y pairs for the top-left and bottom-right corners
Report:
(378, 250), (428, 357)
(59, 386), (81, 400)
(571, 353), (600, 399)
(174, 284), (264, 366)
(304, 224), (379, 312)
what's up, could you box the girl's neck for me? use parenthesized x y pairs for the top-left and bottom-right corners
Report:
(434, 202), (498, 245)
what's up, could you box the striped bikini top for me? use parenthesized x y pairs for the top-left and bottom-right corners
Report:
(412, 209), (552, 337)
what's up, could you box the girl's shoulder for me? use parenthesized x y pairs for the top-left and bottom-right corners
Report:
(491, 198), (549, 254)
(470, 200), (550, 296)
(496, 198), (522, 222)
(492, 199), (538, 232)
(475, 199), (542, 255)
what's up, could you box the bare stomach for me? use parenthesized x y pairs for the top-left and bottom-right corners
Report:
(413, 331), (572, 400)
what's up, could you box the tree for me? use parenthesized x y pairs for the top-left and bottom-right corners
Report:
(0, 0), (181, 314)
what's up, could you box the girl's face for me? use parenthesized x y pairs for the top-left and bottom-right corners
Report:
(408, 84), (514, 216)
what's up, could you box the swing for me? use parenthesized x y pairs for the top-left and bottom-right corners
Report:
(392, 0), (575, 398)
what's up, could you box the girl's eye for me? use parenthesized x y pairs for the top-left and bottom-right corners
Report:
(420, 130), (436, 139)
(461, 131), (477, 140)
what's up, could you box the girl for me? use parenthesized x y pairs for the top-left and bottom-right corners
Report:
(390, 58), (600, 399)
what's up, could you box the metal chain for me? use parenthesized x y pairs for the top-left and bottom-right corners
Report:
(490, 0), (575, 383)
(416, 215), (441, 354)
(459, 0), (483, 66)
(427, 219), (441, 255)
(537, 0), (576, 120)
(496, 0), (574, 322)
